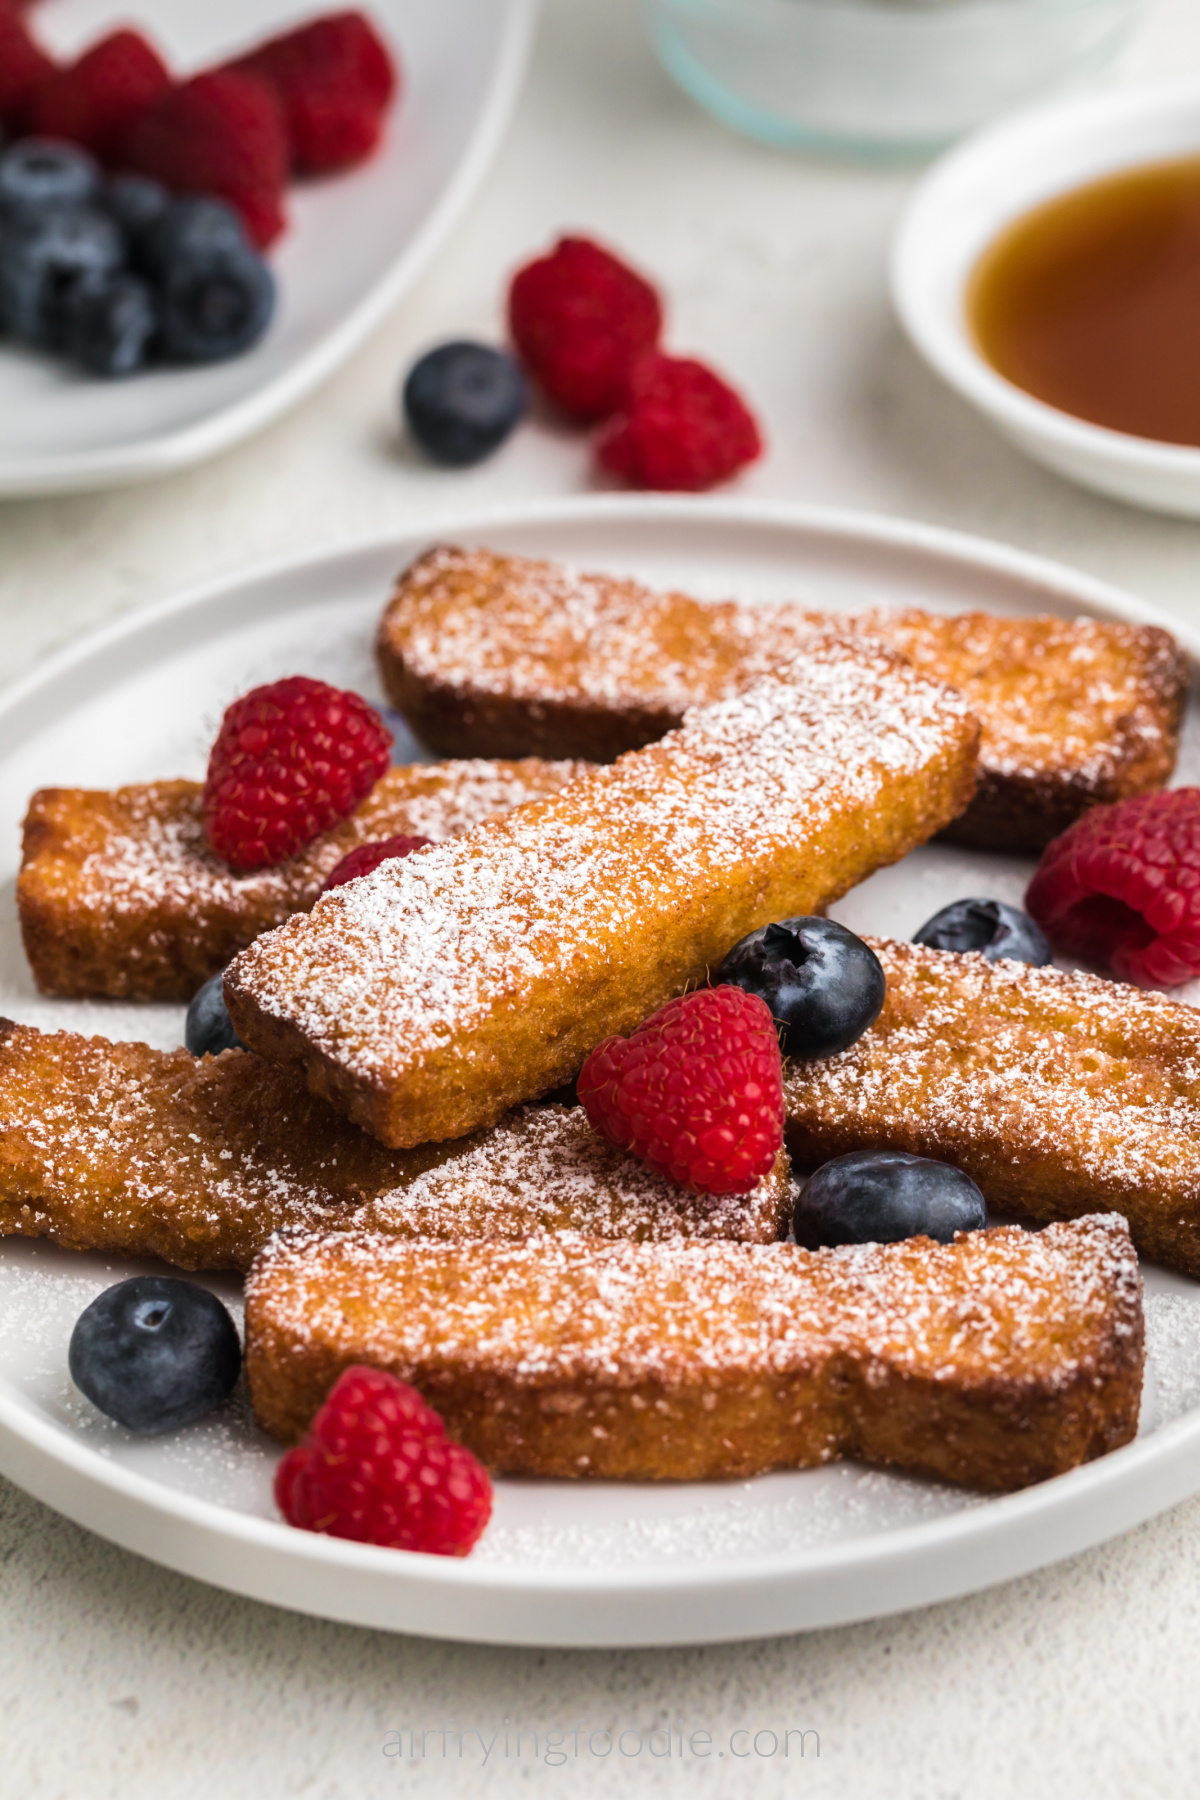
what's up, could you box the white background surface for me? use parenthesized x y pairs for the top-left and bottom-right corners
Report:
(6, 0), (1200, 1793)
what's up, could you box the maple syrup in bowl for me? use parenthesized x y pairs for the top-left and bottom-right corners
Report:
(892, 80), (1200, 517)
(969, 155), (1200, 447)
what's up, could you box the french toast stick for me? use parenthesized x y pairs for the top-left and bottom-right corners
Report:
(377, 545), (1186, 852)
(225, 644), (980, 1148)
(244, 1217), (1144, 1490)
(783, 937), (1200, 1277)
(0, 1021), (790, 1272)
(18, 757), (586, 1003)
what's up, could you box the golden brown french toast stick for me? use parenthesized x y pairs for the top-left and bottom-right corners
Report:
(0, 1022), (789, 1272)
(226, 644), (980, 1148)
(18, 757), (586, 1003)
(377, 546), (1186, 852)
(244, 1218), (1143, 1491)
(783, 937), (1200, 1277)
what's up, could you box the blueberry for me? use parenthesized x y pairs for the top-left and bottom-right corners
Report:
(185, 970), (248, 1057)
(794, 1149), (988, 1250)
(716, 916), (885, 1059)
(403, 341), (527, 466)
(913, 897), (1051, 966)
(0, 205), (123, 348)
(101, 174), (170, 247)
(68, 1276), (241, 1435)
(137, 196), (247, 281)
(0, 140), (99, 222)
(159, 240), (275, 363)
(63, 270), (158, 377)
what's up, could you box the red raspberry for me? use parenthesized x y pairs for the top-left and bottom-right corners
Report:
(597, 351), (763, 491)
(275, 1366), (492, 1556)
(321, 832), (433, 892)
(204, 676), (392, 872)
(508, 235), (663, 421)
(121, 70), (289, 249)
(578, 986), (784, 1195)
(1026, 789), (1200, 987)
(225, 11), (399, 175)
(0, 10), (54, 135)
(27, 29), (171, 164)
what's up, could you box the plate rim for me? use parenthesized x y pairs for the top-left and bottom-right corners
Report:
(0, 0), (540, 498)
(3, 490), (1199, 1645)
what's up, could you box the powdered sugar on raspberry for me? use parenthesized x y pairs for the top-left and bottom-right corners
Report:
(229, 650), (975, 1084)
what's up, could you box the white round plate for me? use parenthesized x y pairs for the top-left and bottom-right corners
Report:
(891, 79), (1200, 519)
(3, 495), (1200, 1648)
(0, 0), (536, 496)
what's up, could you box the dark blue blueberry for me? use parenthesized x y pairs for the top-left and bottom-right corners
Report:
(137, 196), (247, 280)
(100, 174), (170, 247)
(403, 341), (527, 466)
(0, 205), (123, 347)
(716, 916), (885, 1059)
(68, 1276), (241, 1435)
(64, 270), (158, 377)
(793, 1149), (988, 1250)
(0, 139), (99, 222)
(159, 240), (275, 363)
(185, 970), (248, 1057)
(913, 897), (1051, 967)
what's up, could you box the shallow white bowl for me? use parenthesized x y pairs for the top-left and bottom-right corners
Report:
(891, 79), (1200, 518)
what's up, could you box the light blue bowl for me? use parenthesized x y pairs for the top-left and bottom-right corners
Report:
(647, 0), (1141, 157)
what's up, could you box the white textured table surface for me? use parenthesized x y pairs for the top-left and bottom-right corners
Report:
(6, 2), (1200, 1794)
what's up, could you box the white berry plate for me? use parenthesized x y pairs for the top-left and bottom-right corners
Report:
(0, 0), (536, 496)
(3, 495), (1200, 1648)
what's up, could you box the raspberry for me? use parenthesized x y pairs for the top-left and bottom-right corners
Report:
(1025, 789), (1200, 987)
(0, 10), (54, 136)
(203, 676), (392, 872)
(578, 986), (784, 1195)
(321, 832), (433, 892)
(597, 351), (762, 491)
(121, 70), (289, 249)
(508, 235), (663, 421)
(275, 1366), (492, 1556)
(27, 29), (171, 164)
(225, 11), (399, 175)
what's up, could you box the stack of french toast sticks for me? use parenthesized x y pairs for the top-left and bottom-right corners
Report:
(8, 545), (1194, 1495)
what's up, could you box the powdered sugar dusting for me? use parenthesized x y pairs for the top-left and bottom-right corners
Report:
(250, 1213), (1141, 1392)
(231, 648), (974, 1084)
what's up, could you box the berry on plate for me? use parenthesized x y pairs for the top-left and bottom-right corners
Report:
(101, 172), (169, 242)
(913, 897), (1050, 967)
(321, 833), (433, 893)
(69, 1276), (242, 1434)
(0, 138), (98, 220)
(26, 28), (171, 164)
(793, 1149), (988, 1250)
(62, 268), (158, 376)
(0, 203), (122, 346)
(596, 351), (762, 490)
(185, 968), (249, 1057)
(158, 234), (275, 364)
(402, 341), (527, 466)
(1026, 788), (1200, 987)
(203, 676), (392, 872)
(226, 10), (399, 175)
(577, 986), (784, 1195)
(508, 234), (663, 421)
(716, 916), (885, 1059)
(274, 1365), (492, 1555)
(121, 69), (289, 249)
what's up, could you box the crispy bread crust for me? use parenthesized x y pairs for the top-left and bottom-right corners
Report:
(784, 938), (1200, 1277)
(226, 648), (980, 1148)
(244, 1218), (1144, 1490)
(0, 1022), (790, 1271)
(377, 546), (1186, 853)
(18, 757), (586, 1003)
